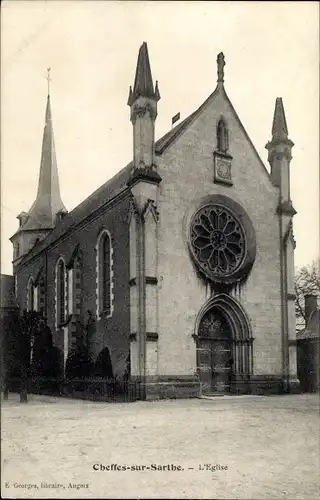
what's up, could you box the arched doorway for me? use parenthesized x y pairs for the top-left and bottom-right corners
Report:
(195, 294), (253, 395)
(197, 308), (233, 393)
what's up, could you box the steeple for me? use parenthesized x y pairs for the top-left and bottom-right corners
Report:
(271, 97), (289, 142)
(266, 98), (295, 213)
(128, 42), (160, 106)
(23, 83), (66, 231)
(127, 42), (161, 188)
(10, 70), (67, 267)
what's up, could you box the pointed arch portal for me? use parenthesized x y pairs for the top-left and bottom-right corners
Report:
(195, 294), (253, 394)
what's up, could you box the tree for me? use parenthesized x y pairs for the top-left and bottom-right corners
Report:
(93, 347), (113, 379)
(294, 261), (320, 330)
(31, 318), (63, 394)
(3, 310), (20, 400)
(65, 335), (93, 380)
(17, 310), (40, 402)
(4, 310), (41, 402)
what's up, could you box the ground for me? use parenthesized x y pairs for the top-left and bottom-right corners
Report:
(1, 393), (319, 499)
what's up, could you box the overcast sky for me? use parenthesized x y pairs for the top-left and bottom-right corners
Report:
(1, 1), (319, 275)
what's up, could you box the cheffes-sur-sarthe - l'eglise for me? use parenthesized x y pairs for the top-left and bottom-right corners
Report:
(10, 43), (300, 399)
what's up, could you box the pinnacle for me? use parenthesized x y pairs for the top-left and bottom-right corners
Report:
(128, 42), (160, 105)
(272, 97), (289, 141)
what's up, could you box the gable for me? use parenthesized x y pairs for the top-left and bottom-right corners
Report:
(157, 85), (273, 191)
(18, 84), (276, 268)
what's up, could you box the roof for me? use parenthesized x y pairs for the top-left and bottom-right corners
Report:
(155, 110), (199, 155)
(272, 97), (288, 140)
(12, 95), (66, 237)
(21, 102), (207, 266)
(22, 161), (133, 263)
(0, 274), (17, 309)
(130, 42), (158, 102)
(18, 76), (272, 267)
(297, 310), (320, 340)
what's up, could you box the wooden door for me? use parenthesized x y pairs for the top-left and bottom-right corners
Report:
(211, 340), (232, 393)
(197, 339), (213, 394)
(197, 308), (232, 394)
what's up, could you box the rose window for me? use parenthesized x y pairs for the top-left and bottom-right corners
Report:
(190, 204), (246, 279)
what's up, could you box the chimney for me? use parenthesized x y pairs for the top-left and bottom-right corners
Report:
(304, 294), (318, 323)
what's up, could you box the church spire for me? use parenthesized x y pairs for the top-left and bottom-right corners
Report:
(266, 98), (295, 206)
(271, 97), (289, 141)
(23, 72), (66, 230)
(46, 67), (51, 96)
(128, 42), (160, 106)
(127, 41), (161, 189)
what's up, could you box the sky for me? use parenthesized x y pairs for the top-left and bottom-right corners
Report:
(1, 0), (319, 275)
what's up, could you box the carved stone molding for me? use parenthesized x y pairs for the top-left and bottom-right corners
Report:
(213, 151), (233, 186)
(128, 198), (140, 223)
(131, 102), (158, 124)
(187, 194), (256, 284)
(277, 200), (297, 218)
(127, 165), (162, 187)
(129, 332), (158, 342)
(146, 332), (158, 341)
(283, 219), (297, 249)
(145, 276), (158, 285)
(287, 293), (296, 301)
(142, 199), (159, 222)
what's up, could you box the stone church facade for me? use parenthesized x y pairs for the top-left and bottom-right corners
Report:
(10, 43), (300, 399)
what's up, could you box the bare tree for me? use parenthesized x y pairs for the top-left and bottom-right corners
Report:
(294, 261), (320, 330)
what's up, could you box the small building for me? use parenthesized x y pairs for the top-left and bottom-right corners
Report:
(297, 294), (320, 392)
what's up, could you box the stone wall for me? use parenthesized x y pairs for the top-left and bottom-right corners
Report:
(15, 196), (131, 378)
(155, 88), (282, 382)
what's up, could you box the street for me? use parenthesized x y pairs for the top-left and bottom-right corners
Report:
(1, 393), (319, 499)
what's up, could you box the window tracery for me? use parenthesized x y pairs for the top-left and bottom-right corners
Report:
(190, 204), (245, 279)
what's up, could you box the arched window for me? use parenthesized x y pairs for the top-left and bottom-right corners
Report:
(56, 258), (67, 326)
(66, 254), (83, 318)
(14, 242), (20, 259)
(96, 230), (113, 318)
(217, 119), (229, 153)
(27, 276), (35, 311)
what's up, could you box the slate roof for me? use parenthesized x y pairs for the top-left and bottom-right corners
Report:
(18, 78), (272, 267)
(155, 110), (199, 155)
(297, 310), (320, 340)
(14, 96), (66, 237)
(131, 42), (158, 101)
(21, 91), (216, 267)
(272, 97), (289, 140)
(21, 161), (133, 263)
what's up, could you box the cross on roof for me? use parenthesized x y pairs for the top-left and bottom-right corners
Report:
(45, 67), (51, 95)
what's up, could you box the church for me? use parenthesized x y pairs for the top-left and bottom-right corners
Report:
(10, 43), (300, 399)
